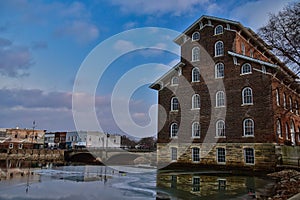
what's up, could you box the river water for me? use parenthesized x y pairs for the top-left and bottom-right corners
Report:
(0, 162), (274, 200)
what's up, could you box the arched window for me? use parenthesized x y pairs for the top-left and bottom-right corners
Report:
(277, 119), (282, 138)
(214, 25), (223, 35)
(192, 47), (200, 61)
(171, 97), (179, 111)
(285, 123), (289, 140)
(215, 41), (224, 56)
(192, 67), (200, 82)
(291, 120), (296, 145)
(192, 94), (200, 109)
(171, 76), (179, 85)
(242, 87), (253, 105)
(243, 118), (254, 136)
(216, 91), (225, 107)
(215, 63), (224, 78)
(192, 32), (200, 41)
(283, 93), (287, 109)
(241, 63), (252, 74)
(192, 122), (200, 138)
(170, 123), (178, 138)
(295, 101), (299, 115)
(276, 89), (280, 106)
(289, 97), (293, 112)
(216, 120), (225, 137)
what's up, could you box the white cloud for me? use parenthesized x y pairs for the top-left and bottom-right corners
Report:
(229, 0), (292, 30)
(113, 39), (138, 53)
(123, 22), (138, 30)
(110, 0), (213, 16)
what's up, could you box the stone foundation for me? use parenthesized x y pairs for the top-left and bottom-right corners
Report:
(157, 143), (277, 171)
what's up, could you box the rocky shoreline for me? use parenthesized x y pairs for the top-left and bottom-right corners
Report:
(256, 169), (300, 200)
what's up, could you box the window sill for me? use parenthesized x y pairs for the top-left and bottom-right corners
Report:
(192, 39), (199, 42)
(170, 136), (178, 139)
(191, 60), (200, 63)
(191, 81), (200, 83)
(192, 136), (201, 139)
(241, 103), (253, 106)
(170, 110), (179, 113)
(242, 135), (254, 138)
(240, 72), (252, 76)
(245, 163), (255, 166)
(170, 84), (178, 87)
(215, 106), (226, 108)
(191, 108), (200, 111)
(217, 162), (226, 165)
(215, 77), (224, 79)
(214, 55), (224, 58)
(215, 136), (226, 139)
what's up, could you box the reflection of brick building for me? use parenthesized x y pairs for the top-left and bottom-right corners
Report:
(44, 132), (67, 149)
(0, 127), (46, 149)
(151, 16), (300, 171)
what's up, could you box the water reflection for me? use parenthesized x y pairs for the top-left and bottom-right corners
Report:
(156, 171), (273, 199)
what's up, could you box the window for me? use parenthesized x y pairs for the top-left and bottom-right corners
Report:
(192, 47), (200, 61)
(192, 122), (200, 138)
(214, 25), (223, 35)
(171, 76), (179, 85)
(171, 97), (179, 111)
(285, 123), (289, 140)
(241, 43), (245, 55)
(171, 147), (177, 161)
(192, 147), (200, 162)
(217, 147), (226, 163)
(170, 123), (178, 138)
(244, 148), (254, 164)
(192, 177), (200, 192)
(291, 120), (296, 145)
(192, 94), (200, 109)
(241, 63), (252, 74)
(277, 119), (282, 138)
(215, 63), (224, 78)
(242, 87), (253, 105)
(283, 93), (287, 109)
(18, 143), (23, 149)
(250, 49), (254, 58)
(216, 120), (225, 137)
(243, 119), (254, 136)
(262, 65), (266, 74)
(216, 91), (225, 107)
(192, 67), (200, 82)
(295, 101), (299, 115)
(289, 97), (293, 112)
(215, 41), (224, 56)
(192, 32), (200, 41)
(9, 143), (13, 149)
(218, 179), (226, 190)
(276, 89), (280, 106)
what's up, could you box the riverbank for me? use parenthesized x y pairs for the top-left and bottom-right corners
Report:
(262, 169), (300, 200)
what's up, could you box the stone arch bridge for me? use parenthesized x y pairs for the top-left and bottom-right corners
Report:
(65, 148), (157, 166)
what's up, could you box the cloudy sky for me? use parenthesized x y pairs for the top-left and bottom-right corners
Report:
(0, 0), (296, 136)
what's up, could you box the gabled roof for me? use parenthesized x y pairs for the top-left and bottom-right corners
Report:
(149, 62), (185, 89)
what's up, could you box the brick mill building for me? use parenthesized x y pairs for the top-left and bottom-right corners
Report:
(150, 16), (300, 171)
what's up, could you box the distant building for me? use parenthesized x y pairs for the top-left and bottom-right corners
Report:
(0, 127), (46, 149)
(44, 132), (67, 149)
(66, 131), (121, 149)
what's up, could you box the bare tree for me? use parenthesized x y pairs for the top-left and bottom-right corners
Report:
(258, 2), (300, 74)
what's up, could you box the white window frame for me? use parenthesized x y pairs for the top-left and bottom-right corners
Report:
(243, 118), (254, 137)
(192, 67), (200, 82)
(18, 143), (23, 149)
(283, 93), (287, 109)
(276, 89), (280, 106)
(277, 119), (282, 138)
(295, 101), (299, 115)
(171, 76), (179, 86)
(192, 32), (200, 41)
(215, 63), (224, 78)
(242, 87), (253, 105)
(9, 143), (13, 149)
(170, 123), (178, 138)
(215, 41), (224, 57)
(241, 63), (252, 75)
(171, 147), (177, 161)
(216, 147), (226, 164)
(192, 122), (200, 138)
(241, 43), (245, 55)
(216, 120), (225, 137)
(216, 91), (225, 107)
(285, 123), (289, 140)
(244, 148), (255, 165)
(289, 97), (293, 112)
(192, 47), (200, 62)
(171, 97), (179, 111)
(214, 25), (223, 35)
(192, 147), (200, 162)
(192, 94), (200, 109)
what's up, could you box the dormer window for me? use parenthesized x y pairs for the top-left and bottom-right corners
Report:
(241, 43), (245, 55)
(214, 25), (223, 35)
(208, 20), (212, 26)
(199, 22), (203, 29)
(226, 24), (230, 30)
(171, 76), (179, 85)
(192, 32), (200, 41)
(241, 63), (252, 75)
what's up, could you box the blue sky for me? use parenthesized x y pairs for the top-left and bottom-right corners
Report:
(0, 0), (296, 136)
